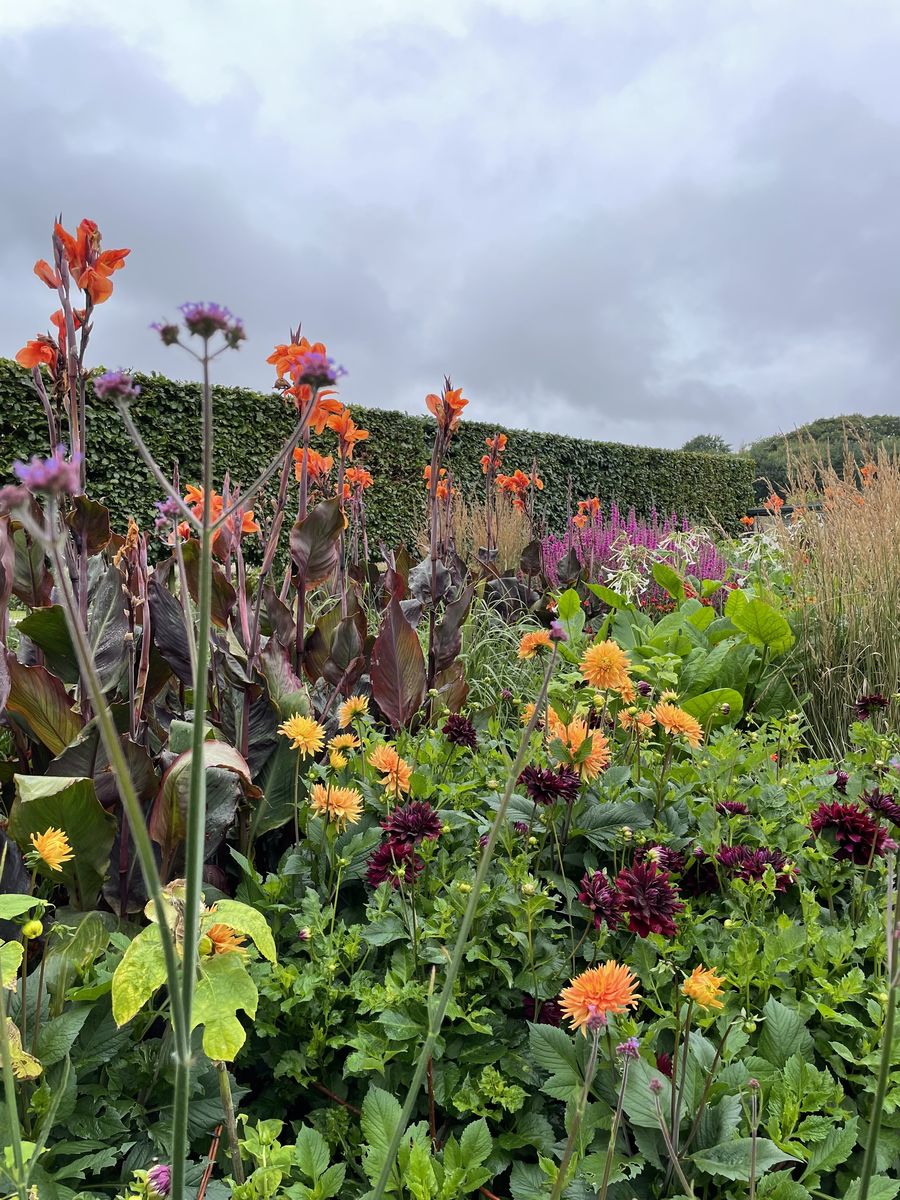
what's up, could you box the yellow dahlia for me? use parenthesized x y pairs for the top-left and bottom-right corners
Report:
(681, 964), (725, 1010)
(338, 695), (369, 728)
(278, 714), (325, 757)
(559, 961), (640, 1035)
(30, 827), (74, 873)
(309, 782), (363, 830)
(580, 640), (631, 690)
(653, 702), (703, 748)
(329, 750), (349, 770)
(329, 733), (360, 752)
(518, 629), (553, 660)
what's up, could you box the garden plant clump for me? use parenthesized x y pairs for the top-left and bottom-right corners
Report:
(1, 217), (899, 1200)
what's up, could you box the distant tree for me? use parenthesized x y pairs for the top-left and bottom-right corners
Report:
(682, 434), (732, 454)
(745, 413), (900, 501)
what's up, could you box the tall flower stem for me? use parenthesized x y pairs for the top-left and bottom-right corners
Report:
(598, 1056), (631, 1200)
(175, 344), (216, 1193)
(44, 506), (189, 1193)
(550, 1026), (601, 1200)
(370, 647), (559, 1200)
(216, 1061), (245, 1185)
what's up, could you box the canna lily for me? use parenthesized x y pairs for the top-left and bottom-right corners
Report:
(53, 218), (129, 304)
(425, 379), (468, 435)
(293, 447), (334, 483)
(327, 409), (369, 460)
(15, 337), (57, 370)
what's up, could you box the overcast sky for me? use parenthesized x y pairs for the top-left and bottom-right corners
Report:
(2, 0), (900, 450)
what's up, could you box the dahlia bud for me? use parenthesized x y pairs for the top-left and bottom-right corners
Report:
(22, 919), (43, 940)
(637, 680), (652, 697)
(297, 927), (311, 941)
(649, 1078), (663, 1095)
(720, 702), (730, 716)
(198, 935), (213, 956)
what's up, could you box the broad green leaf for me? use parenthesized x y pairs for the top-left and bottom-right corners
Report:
(730, 598), (795, 656)
(112, 924), (168, 1026)
(0, 941), (24, 990)
(845, 1178), (900, 1200)
(10, 775), (115, 909)
(681, 688), (743, 729)
(622, 1064), (674, 1128)
(192, 950), (258, 1061)
(459, 1118), (492, 1167)
(0, 895), (48, 921)
(556, 589), (586, 642)
(295, 1125), (330, 1181)
(692, 1137), (800, 1181)
(801, 1117), (859, 1181)
(201, 899), (276, 962)
(652, 560), (685, 602)
(759, 997), (813, 1067)
(361, 1086), (402, 1185)
(17, 606), (78, 684)
(586, 583), (629, 609)
(34, 1007), (90, 1067)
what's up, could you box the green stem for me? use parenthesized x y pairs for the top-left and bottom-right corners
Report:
(550, 1027), (601, 1200)
(599, 1058), (630, 1200)
(859, 988), (897, 1200)
(217, 1060), (245, 1185)
(175, 346), (216, 1194)
(370, 646), (559, 1200)
(46, 515), (189, 1196)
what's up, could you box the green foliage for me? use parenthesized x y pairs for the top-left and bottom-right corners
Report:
(0, 358), (755, 547)
(745, 412), (900, 499)
(682, 433), (732, 454)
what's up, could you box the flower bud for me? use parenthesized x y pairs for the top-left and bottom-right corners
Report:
(22, 919), (43, 940)
(198, 935), (213, 956)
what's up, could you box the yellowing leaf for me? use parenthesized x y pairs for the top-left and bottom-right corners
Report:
(4, 1018), (42, 1079)
(192, 950), (258, 1061)
(201, 899), (276, 963)
(112, 925), (168, 1027)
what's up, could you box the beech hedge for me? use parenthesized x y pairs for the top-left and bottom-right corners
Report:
(0, 358), (754, 548)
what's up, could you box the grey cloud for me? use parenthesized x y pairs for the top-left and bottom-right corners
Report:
(2, 5), (900, 455)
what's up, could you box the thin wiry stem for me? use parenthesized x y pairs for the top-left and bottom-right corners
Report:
(370, 646), (559, 1200)
(114, 400), (199, 527)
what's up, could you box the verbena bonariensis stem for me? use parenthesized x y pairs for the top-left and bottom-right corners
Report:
(550, 1026), (601, 1200)
(43, 503), (190, 1188)
(370, 646), (558, 1200)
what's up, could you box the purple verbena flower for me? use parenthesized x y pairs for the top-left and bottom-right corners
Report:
(617, 1036), (641, 1060)
(13, 445), (81, 495)
(154, 495), (181, 530)
(178, 302), (245, 346)
(151, 321), (180, 345)
(93, 369), (141, 402)
(296, 349), (346, 389)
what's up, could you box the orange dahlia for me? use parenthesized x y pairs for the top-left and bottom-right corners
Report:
(309, 783), (363, 830)
(653, 702), (703, 748)
(206, 923), (247, 955)
(338, 695), (369, 727)
(556, 718), (611, 781)
(580, 640), (631, 691)
(518, 629), (553, 659)
(368, 744), (412, 794)
(559, 961), (640, 1034)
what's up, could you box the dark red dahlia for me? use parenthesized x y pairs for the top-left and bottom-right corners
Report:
(638, 845), (687, 873)
(577, 870), (623, 930)
(832, 769), (850, 794)
(811, 801), (896, 865)
(680, 847), (720, 897)
(716, 844), (795, 890)
(443, 714), (478, 749)
(523, 996), (562, 1026)
(615, 861), (684, 938)
(519, 765), (581, 806)
(716, 800), (749, 817)
(863, 789), (900, 825)
(854, 693), (889, 721)
(366, 840), (424, 888)
(381, 802), (442, 846)
(656, 1051), (673, 1078)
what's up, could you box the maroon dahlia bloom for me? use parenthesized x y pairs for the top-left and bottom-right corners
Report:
(655, 1051), (673, 1078)
(680, 847), (720, 897)
(615, 861), (684, 938)
(519, 765), (581, 806)
(831, 769), (850, 794)
(638, 845), (687, 873)
(443, 714), (478, 749)
(854, 693), (889, 721)
(366, 840), (424, 887)
(522, 995), (562, 1026)
(716, 844), (795, 890)
(381, 802), (442, 846)
(716, 800), (749, 817)
(863, 789), (900, 825)
(577, 870), (623, 930)
(811, 801), (896, 865)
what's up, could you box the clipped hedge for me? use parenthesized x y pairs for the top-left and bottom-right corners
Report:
(1, 358), (754, 548)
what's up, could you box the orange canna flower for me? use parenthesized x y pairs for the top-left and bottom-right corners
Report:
(573, 514), (588, 529)
(293, 447), (334, 483)
(327, 409), (369, 460)
(344, 466), (374, 493)
(764, 493), (784, 513)
(425, 381), (468, 434)
(34, 259), (61, 289)
(559, 961), (640, 1034)
(577, 497), (601, 518)
(308, 392), (344, 433)
(54, 218), (129, 305)
(15, 337), (57, 370)
(740, 515), (755, 527)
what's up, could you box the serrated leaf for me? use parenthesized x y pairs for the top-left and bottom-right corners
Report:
(361, 1086), (402, 1186)
(801, 1117), (858, 1181)
(460, 1118), (492, 1167)
(845, 1177), (900, 1200)
(295, 1125), (330, 1181)
(111, 924), (168, 1026)
(34, 1007), (90, 1066)
(759, 998), (813, 1067)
